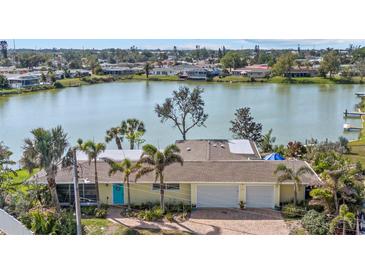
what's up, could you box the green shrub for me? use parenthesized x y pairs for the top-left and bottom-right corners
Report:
(53, 81), (64, 88)
(26, 209), (77, 235)
(139, 202), (160, 210)
(308, 203), (325, 213)
(137, 206), (164, 221)
(165, 202), (192, 213)
(100, 204), (109, 210)
(301, 210), (329, 235)
(180, 210), (189, 221)
(57, 211), (77, 235)
(28, 209), (58, 234)
(281, 203), (306, 219)
(95, 208), (107, 218)
(81, 206), (97, 216)
(165, 212), (174, 222)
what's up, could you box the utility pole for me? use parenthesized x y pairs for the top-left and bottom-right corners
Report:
(72, 148), (82, 235)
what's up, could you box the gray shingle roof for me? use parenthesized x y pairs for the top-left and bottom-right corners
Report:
(33, 159), (321, 186)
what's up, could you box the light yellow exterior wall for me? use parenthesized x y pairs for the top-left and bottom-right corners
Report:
(98, 182), (306, 207)
(280, 184), (305, 203)
(239, 184), (246, 204)
(274, 184), (280, 207)
(191, 184), (197, 205)
(128, 183), (191, 205)
(99, 183), (113, 205)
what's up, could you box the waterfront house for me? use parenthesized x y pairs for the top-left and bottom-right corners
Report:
(231, 65), (271, 78)
(102, 66), (143, 76)
(69, 69), (92, 78)
(283, 67), (319, 78)
(151, 64), (214, 80)
(33, 139), (321, 208)
(151, 67), (179, 76)
(186, 67), (210, 80)
(6, 74), (40, 88)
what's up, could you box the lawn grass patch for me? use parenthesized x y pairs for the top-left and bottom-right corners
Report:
(346, 96), (365, 165)
(0, 89), (20, 95)
(268, 76), (363, 84)
(56, 78), (87, 87)
(81, 218), (192, 235)
(5, 168), (40, 193)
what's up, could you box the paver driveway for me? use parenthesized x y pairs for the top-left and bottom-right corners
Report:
(180, 208), (289, 235)
(108, 207), (289, 235)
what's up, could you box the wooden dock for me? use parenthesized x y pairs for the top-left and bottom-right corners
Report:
(344, 109), (365, 118)
(344, 123), (362, 131)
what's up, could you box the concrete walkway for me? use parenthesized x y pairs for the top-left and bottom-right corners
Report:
(107, 207), (289, 235)
(0, 209), (33, 235)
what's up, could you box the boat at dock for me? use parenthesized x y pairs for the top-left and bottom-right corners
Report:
(343, 123), (362, 131)
(355, 93), (365, 97)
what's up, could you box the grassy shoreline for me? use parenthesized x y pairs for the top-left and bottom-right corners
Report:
(347, 97), (365, 164)
(1, 74), (365, 97)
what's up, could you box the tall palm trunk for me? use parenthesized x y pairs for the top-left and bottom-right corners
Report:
(115, 137), (122, 150)
(47, 176), (61, 212)
(94, 158), (101, 208)
(130, 139), (135, 150)
(159, 174), (165, 212)
(342, 218), (346, 235)
(293, 183), (298, 206)
(126, 177), (131, 210)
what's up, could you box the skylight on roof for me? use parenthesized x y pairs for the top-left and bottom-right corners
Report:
(228, 140), (254, 154)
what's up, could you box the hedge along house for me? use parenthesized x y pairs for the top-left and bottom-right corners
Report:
(32, 139), (322, 208)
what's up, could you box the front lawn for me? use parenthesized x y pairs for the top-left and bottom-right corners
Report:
(81, 218), (191, 235)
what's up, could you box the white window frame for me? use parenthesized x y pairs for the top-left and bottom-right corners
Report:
(152, 183), (180, 191)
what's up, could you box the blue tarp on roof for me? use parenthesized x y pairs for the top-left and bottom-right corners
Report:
(264, 153), (285, 160)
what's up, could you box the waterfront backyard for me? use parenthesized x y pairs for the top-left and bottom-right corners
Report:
(0, 81), (364, 160)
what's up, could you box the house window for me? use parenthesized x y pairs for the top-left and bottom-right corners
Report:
(152, 183), (180, 191)
(166, 184), (180, 190)
(57, 183), (97, 205)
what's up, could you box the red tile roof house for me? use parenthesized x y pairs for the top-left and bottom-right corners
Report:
(32, 139), (321, 209)
(231, 65), (271, 78)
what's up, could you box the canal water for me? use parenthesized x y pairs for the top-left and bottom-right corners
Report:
(0, 81), (364, 161)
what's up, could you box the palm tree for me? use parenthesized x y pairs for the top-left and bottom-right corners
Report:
(20, 126), (69, 211)
(0, 142), (16, 191)
(329, 204), (355, 235)
(122, 119), (146, 149)
(144, 62), (153, 79)
(325, 169), (346, 215)
(105, 126), (125, 149)
(136, 144), (183, 212)
(103, 158), (140, 210)
(274, 163), (312, 205)
(78, 139), (106, 208)
(259, 128), (276, 153)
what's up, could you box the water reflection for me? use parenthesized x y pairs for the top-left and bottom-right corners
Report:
(1, 82), (364, 160)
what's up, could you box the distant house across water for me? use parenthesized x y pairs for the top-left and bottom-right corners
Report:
(6, 74), (40, 88)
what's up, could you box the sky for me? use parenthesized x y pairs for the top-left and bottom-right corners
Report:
(4, 39), (365, 50)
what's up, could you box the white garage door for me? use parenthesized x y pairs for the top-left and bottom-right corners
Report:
(197, 185), (239, 208)
(246, 185), (274, 208)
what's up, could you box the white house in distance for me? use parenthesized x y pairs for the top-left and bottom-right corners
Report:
(151, 64), (220, 80)
(6, 74), (40, 88)
(101, 66), (143, 76)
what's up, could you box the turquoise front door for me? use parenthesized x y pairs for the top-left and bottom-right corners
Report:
(113, 184), (124, 205)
